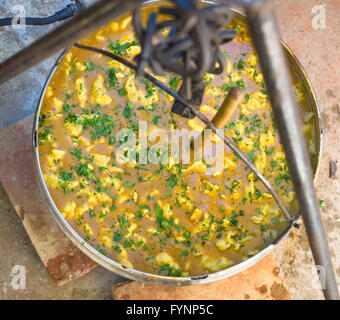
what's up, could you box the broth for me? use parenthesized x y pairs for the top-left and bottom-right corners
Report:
(37, 6), (316, 276)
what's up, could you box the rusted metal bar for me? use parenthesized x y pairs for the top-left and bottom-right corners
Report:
(0, 0), (138, 86)
(237, 0), (339, 300)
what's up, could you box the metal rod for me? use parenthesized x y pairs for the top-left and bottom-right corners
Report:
(0, 0), (139, 86)
(243, 0), (339, 300)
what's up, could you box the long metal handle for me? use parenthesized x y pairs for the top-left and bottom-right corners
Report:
(242, 0), (339, 300)
(210, 87), (243, 128)
(0, 0), (139, 86)
(191, 87), (243, 150)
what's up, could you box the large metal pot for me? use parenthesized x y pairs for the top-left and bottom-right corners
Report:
(32, 1), (323, 286)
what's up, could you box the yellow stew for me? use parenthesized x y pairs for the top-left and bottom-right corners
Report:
(38, 8), (317, 277)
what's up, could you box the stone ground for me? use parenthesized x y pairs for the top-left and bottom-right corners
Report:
(0, 0), (97, 129)
(0, 0), (339, 299)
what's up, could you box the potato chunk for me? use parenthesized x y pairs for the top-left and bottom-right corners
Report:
(190, 208), (203, 224)
(202, 256), (233, 272)
(92, 153), (111, 167)
(156, 252), (180, 270)
(61, 201), (76, 219)
(91, 75), (112, 105)
(75, 77), (87, 105)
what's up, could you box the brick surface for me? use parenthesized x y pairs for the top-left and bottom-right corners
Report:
(0, 116), (97, 286)
(113, 253), (290, 300)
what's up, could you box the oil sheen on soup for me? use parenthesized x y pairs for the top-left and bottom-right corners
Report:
(38, 7), (317, 277)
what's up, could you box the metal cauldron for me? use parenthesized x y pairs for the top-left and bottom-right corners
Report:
(32, 1), (323, 286)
